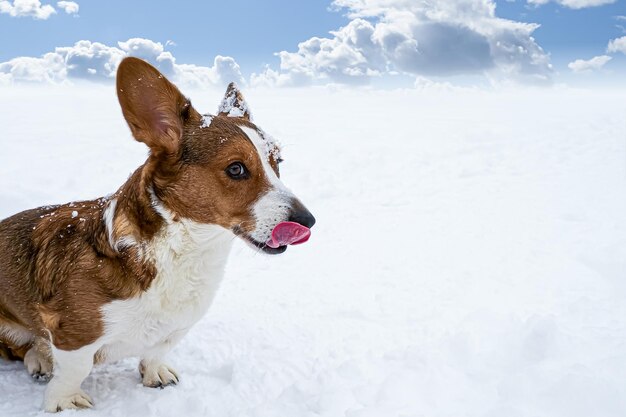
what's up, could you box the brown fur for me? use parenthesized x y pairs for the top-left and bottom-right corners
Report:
(0, 57), (281, 355)
(0, 339), (28, 361)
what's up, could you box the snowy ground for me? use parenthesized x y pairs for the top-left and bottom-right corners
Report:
(0, 84), (625, 417)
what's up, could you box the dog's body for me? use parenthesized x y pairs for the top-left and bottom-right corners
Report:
(0, 57), (314, 412)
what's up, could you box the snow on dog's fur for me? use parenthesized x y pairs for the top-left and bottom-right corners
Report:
(0, 57), (315, 412)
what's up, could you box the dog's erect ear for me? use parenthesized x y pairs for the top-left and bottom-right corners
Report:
(218, 82), (252, 120)
(116, 57), (194, 155)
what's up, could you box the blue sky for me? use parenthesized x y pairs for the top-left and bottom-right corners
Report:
(496, 1), (625, 65)
(0, 1), (347, 71)
(0, 0), (624, 87)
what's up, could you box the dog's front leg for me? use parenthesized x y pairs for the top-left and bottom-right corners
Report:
(43, 343), (100, 412)
(24, 336), (53, 381)
(138, 329), (187, 388)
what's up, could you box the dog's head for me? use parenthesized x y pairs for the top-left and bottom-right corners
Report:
(116, 57), (315, 254)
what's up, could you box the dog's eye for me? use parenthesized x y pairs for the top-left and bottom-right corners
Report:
(226, 162), (249, 180)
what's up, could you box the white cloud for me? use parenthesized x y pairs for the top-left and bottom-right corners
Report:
(56, 0), (77, 14)
(251, 66), (300, 88)
(253, 0), (553, 86)
(0, 38), (244, 89)
(0, 0), (56, 19)
(171, 56), (245, 89)
(0, 53), (66, 82)
(607, 36), (626, 55)
(527, 0), (615, 8)
(567, 55), (612, 73)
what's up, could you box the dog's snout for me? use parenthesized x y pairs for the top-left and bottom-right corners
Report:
(288, 200), (316, 229)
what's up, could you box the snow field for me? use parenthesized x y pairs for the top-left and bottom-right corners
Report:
(0, 84), (625, 416)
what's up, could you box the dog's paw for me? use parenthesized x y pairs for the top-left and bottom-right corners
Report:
(139, 361), (179, 388)
(44, 390), (93, 412)
(24, 345), (53, 382)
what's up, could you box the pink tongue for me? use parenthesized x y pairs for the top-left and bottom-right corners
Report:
(266, 221), (311, 249)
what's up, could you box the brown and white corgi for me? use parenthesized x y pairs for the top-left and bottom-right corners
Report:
(0, 57), (315, 412)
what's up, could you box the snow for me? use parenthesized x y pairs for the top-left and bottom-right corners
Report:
(201, 114), (213, 128)
(0, 84), (625, 416)
(256, 127), (281, 162)
(218, 83), (252, 119)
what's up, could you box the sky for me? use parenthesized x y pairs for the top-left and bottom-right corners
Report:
(0, 0), (625, 88)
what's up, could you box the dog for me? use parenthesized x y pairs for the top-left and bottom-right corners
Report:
(0, 57), (315, 412)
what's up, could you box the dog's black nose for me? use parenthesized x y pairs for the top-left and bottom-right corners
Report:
(289, 208), (316, 229)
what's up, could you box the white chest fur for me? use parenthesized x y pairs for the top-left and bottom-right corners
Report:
(98, 219), (233, 362)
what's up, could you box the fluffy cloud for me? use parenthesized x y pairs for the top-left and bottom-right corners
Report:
(56, 0), (77, 14)
(0, 38), (244, 89)
(607, 36), (626, 54)
(0, 53), (66, 82)
(0, 0), (56, 19)
(252, 0), (553, 86)
(527, 0), (615, 8)
(567, 55), (612, 73)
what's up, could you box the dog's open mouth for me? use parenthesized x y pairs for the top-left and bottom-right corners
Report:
(232, 226), (288, 254)
(233, 221), (311, 255)
(246, 236), (289, 254)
